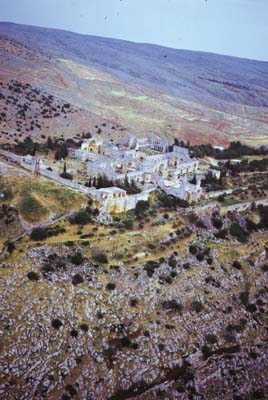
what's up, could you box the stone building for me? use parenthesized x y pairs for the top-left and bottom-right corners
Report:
(76, 134), (203, 210)
(91, 187), (153, 213)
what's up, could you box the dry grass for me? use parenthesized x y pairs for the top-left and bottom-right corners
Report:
(0, 174), (87, 224)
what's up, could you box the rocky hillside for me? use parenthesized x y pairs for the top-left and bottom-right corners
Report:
(1, 22), (268, 145)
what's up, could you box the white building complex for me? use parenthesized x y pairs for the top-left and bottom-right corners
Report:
(75, 134), (203, 212)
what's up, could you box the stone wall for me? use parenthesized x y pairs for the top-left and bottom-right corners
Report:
(101, 189), (153, 213)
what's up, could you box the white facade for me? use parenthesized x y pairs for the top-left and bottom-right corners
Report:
(75, 134), (203, 211)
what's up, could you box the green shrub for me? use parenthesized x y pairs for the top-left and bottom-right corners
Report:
(66, 384), (77, 396)
(7, 242), (15, 253)
(129, 298), (139, 307)
(168, 257), (177, 268)
(41, 264), (55, 275)
(30, 227), (47, 241)
(106, 282), (116, 290)
(191, 300), (204, 313)
(60, 171), (73, 180)
(27, 271), (40, 281)
(70, 329), (78, 338)
(144, 260), (161, 277)
(162, 299), (183, 312)
(215, 228), (228, 239)
(80, 323), (89, 332)
(205, 333), (218, 344)
(189, 245), (198, 255)
(70, 210), (91, 225)
(71, 252), (84, 265)
(124, 219), (134, 229)
(92, 250), (108, 264)
(229, 223), (249, 243)
(135, 200), (149, 217)
(64, 241), (74, 247)
(233, 260), (242, 270)
(261, 264), (268, 272)
(72, 274), (84, 285)
(212, 217), (223, 229)
(239, 291), (249, 306)
(201, 344), (212, 358)
(51, 319), (63, 329)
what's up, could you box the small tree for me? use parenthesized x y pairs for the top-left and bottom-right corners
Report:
(72, 273), (84, 285)
(106, 282), (116, 290)
(55, 142), (68, 160)
(30, 227), (47, 241)
(135, 200), (149, 218)
(92, 248), (108, 263)
(191, 300), (204, 313)
(80, 323), (89, 332)
(27, 271), (40, 281)
(46, 136), (54, 150)
(69, 210), (91, 225)
(201, 344), (212, 359)
(62, 172), (73, 180)
(71, 252), (84, 265)
(205, 333), (218, 344)
(51, 319), (63, 329)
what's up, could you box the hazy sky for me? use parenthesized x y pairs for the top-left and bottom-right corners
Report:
(1, 0), (268, 61)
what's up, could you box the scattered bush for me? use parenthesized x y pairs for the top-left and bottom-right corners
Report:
(201, 344), (212, 358)
(72, 274), (84, 285)
(70, 329), (78, 338)
(120, 336), (132, 347)
(30, 227), (47, 241)
(215, 228), (228, 239)
(162, 299), (183, 312)
(144, 260), (161, 277)
(51, 319), (63, 329)
(205, 333), (218, 344)
(69, 210), (91, 225)
(212, 217), (223, 229)
(60, 171), (73, 180)
(129, 298), (139, 307)
(246, 303), (257, 313)
(71, 252), (84, 265)
(135, 200), (149, 218)
(168, 256), (177, 268)
(239, 291), (249, 306)
(80, 323), (89, 332)
(261, 264), (268, 272)
(92, 249), (108, 264)
(229, 223), (249, 243)
(27, 271), (40, 281)
(7, 242), (15, 253)
(191, 300), (204, 313)
(189, 245), (198, 255)
(66, 384), (78, 397)
(233, 260), (242, 270)
(124, 219), (134, 229)
(106, 282), (116, 290)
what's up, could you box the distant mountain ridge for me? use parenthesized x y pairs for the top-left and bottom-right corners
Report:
(1, 21), (268, 146)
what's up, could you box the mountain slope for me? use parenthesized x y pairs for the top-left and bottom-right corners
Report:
(1, 22), (268, 145)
